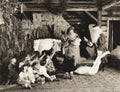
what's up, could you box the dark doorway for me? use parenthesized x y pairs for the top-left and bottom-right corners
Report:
(109, 21), (120, 51)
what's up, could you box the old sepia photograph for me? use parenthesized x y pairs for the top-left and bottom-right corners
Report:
(0, 0), (120, 92)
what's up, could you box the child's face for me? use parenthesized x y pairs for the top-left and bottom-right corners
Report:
(26, 55), (31, 60)
(46, 55), (49, 58)
(46, 56), (50, 61)
(23, 66), (28, 72)
(11, 58), (16, 65)
(69, 29), (74, 34)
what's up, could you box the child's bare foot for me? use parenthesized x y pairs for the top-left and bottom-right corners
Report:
(69, 71), (73, 79)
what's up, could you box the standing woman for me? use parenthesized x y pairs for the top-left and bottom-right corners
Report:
(64, 27), (81, 66)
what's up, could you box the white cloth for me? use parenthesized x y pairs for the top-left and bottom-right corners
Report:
(38, 66), (52, 80)
(27, 67), (35, 83)
(33, 39), (61, 54)
(19, 62), (24, 68)
(74, 66), (91, 74)
(74, 51), (110, 75)
(18, 71), (31, 86)
(18, 66), (35, 84)
(19, 72), (29, 82)
(0, 10), (4, 25)
(89, 25), (103, 43)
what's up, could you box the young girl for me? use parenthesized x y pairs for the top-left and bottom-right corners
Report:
(18, 66), (33, 89)
(39, 53), (58, 81)
(39, 58), (53, 81)
(74, 51), (110, 75)
(96, 33), (108, 71)
(64, 26), (81, 66)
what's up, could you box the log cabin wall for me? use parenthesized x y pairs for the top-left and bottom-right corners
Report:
(101, 11), (109, 48)
(18, 0), (97, 39)
(101, 9), (120, 49)
(19, 0), (119, 48)
(100, 1), (120, 49)
(21, 12), (70, 39)
(101, 11), (113, 49)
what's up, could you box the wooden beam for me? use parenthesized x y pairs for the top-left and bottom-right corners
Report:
(103, 0), (120, 10)
(85, 11), (98, 22)
(20, 7), (97, 12)
(21, 8), (47, 12)
(19, 1), (97, 12)
(22, 1), (96, 4)
(67, 19), (81, 22)
(67, 1), (95, 4)
(116, 4), (120, 6)
(66, 8), (97, 11)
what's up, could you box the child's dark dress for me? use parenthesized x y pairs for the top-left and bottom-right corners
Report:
(52, 51), (76, 72)
(62, 55), (76, 72)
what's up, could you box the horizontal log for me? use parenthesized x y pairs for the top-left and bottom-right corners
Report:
(113, 11), (120, 15)
(19, 1), (97, 12)
(102, 11), (108, 15)
(102, 17), (108, 21)
(66, 8), (97, 11)
(101, 20), (107, 22)
(68, 1), (95, 4)
(67, 18), (81, 22)
(63, 15), (77, 19)
(101, 22), (107, 26)
(26, 4), (96, 9)
(22, 1), (96, 4)
(68, 5), (96, 8)
(108, 17), (120, 20)
(116, 4), (120, 6)
(20, 7), (97, 12)
(68, 22), (81, 25)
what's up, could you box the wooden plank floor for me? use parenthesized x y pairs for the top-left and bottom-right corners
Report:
(1, 67), (120, 92)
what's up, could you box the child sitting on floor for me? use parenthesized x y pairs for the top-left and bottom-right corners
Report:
(18, 66), (33, 89)
(31, 53), (55, 82)
(38, 57), (54, 81)
(8, 57), (18, 84)
(44, 55), (56, 74)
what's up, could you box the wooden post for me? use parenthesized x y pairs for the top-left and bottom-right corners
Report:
(95, 0), (102, 27)
(98, 9), (102, 27)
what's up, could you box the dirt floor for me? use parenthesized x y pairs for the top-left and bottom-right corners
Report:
(1, 67), (120, 92)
